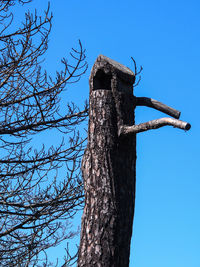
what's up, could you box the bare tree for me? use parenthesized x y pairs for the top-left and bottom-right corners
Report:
(0, 1), (88, 266)
(77, 55), (190, 266)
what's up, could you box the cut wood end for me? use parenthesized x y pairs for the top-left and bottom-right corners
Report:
(185, 123), (191, 131)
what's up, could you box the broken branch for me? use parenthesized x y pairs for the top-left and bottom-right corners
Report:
(119, 117), (191, 136)
(136, 97), (181, 119)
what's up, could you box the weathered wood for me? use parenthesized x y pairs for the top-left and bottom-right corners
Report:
(78, 55), (191, 267)
(78, 55), (136, 267)
(119, 117), (191, 136)
(136, 97), (181, 119)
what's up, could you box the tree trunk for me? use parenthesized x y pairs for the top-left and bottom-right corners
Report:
(77, 55), (191, 267)
(78, 55), (136, 267)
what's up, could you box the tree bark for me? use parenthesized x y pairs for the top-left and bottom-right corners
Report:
(78, 56), (136, 267)
(77, 55), (191, 267)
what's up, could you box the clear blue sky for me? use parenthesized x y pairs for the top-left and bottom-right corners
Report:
(15, 1), (200, 266)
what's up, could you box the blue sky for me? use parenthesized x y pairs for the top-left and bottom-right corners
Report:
(15, 0), (200, 266)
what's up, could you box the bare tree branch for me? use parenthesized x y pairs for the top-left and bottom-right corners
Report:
(136, 97), (181, 119)
(119, 117), (191, 136)
(131, 57), (143, 87)
(0, 1), (88, 266)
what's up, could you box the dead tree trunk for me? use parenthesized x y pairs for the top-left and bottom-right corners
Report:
(77, 55), (190, 267)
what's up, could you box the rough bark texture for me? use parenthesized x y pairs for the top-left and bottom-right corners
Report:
(77, 55), (191, 267)
(78, 55), (136, 267)
(77, 55), (191, 266)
